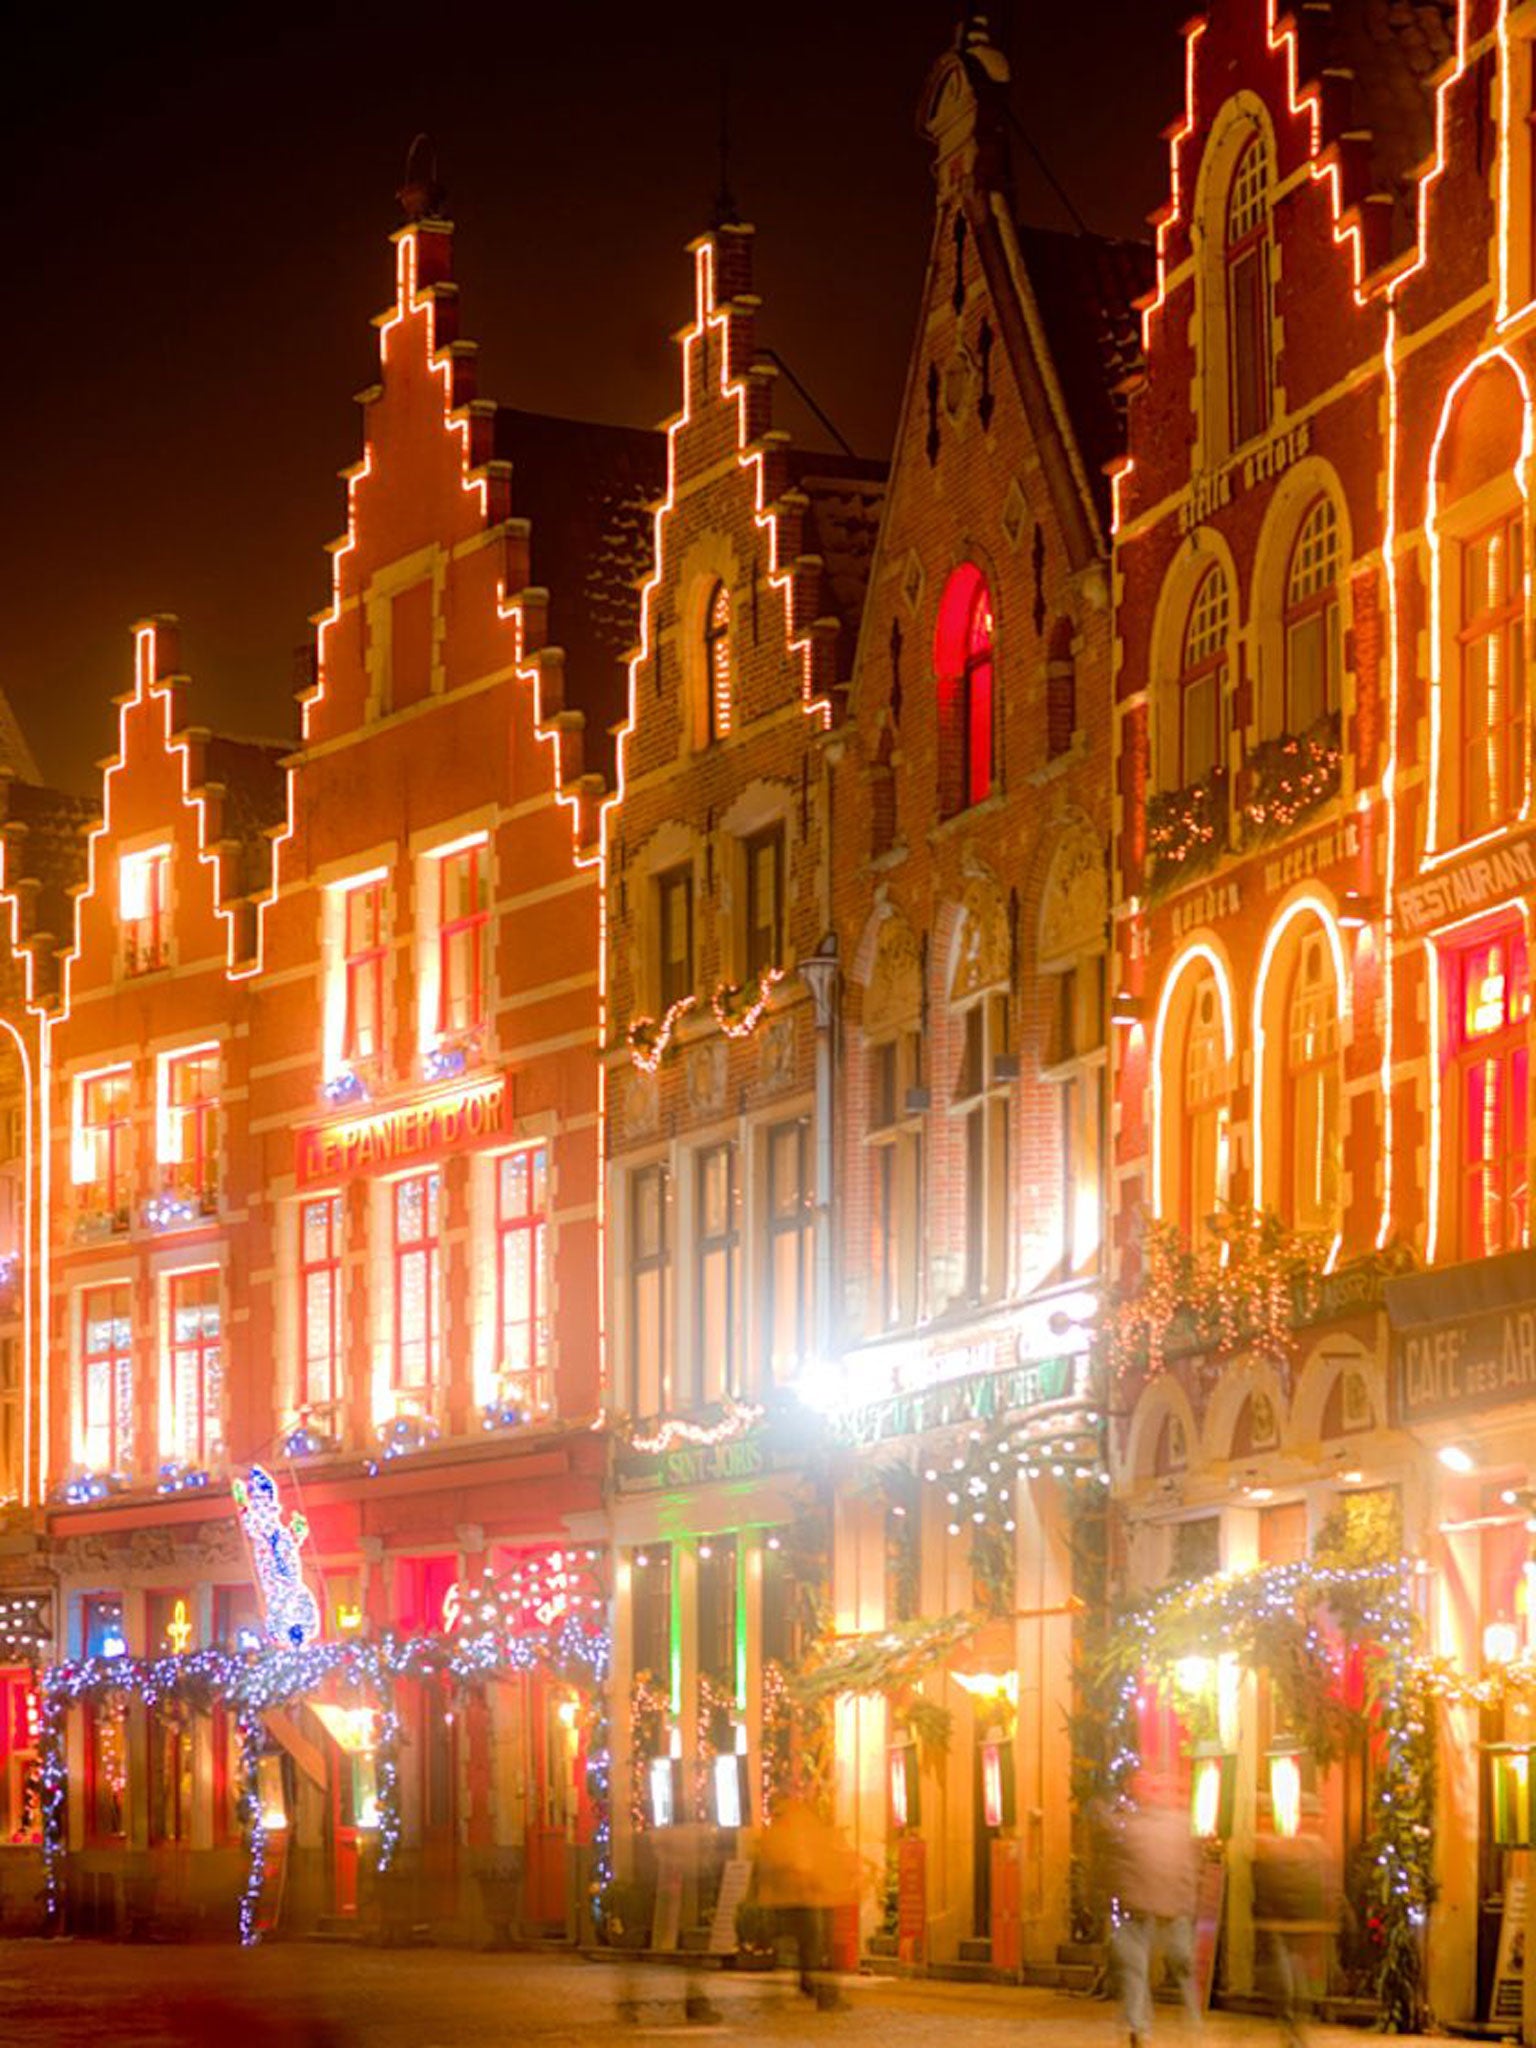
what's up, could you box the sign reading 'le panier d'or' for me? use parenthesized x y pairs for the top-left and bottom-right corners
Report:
(296, 1072), (508, 1186)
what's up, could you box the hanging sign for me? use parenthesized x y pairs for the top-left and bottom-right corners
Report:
(296, 1071), (508, 1186)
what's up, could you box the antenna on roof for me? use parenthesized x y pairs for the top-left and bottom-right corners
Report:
(398, 134), (447, 223)
(713, 61), (738, 226)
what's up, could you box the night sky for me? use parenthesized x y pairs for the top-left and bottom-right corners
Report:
(0, 1), (1190, 791)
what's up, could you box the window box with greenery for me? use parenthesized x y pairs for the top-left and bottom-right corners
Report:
(1145, 769), (1228, 898)
(1240, 709), (1342, 844)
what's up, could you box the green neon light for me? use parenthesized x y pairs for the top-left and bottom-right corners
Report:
(735, 1540), (749, 1711)
(669, 1544), (683, 1716)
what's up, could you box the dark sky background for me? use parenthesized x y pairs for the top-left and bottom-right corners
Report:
(0, 0), (1190, 791)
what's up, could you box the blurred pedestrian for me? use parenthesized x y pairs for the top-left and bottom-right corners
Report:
(1099, 1777), (1201, 2047)
(755, 1794), (856, 2011)
(617, 1820), (723, 2027)
(1252, 1830), (1325, 2046)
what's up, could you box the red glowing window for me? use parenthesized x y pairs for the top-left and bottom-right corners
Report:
(704, 581), (732, 743)
(167, 1268), (222, 1469)
(1225, 135), (1271, 449)
(393, 1171), (441, 1391)
(119, 847), (170, 975)
(1284, 497), (1341, 736)
(437, 843), (489, 1038)
(343, 880), (387, 1065)
(299, 1195), (342, 1412)
(497, 1147), (550, 1414)
(159, 1047), (219, 1204)
(935, 564), (995, 814)
(80, 1283), (133, 1472)
(73, 1068), (132, 1217)
(1178, 566), (1230, 787)
(1456, 928), (1531, 1259)
(1458, 510), (1526, 840)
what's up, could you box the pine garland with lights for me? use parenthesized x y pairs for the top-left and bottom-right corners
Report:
(1240, 711), (1342, 842)
(1145, 769), (1228, 898)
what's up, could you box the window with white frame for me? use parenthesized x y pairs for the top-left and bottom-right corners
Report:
(867, 1033), (922, 1332)
(166, 1268), (222, 1469)
(629, 1163), (670, 1415)
(119, 847), (170, 975)
(157, 1046), (219, 1208)
(496, 1146), (550, 1415)
(393, 1171), (441, 1394)
(1225, 133), (1271, 450)
(299, 1195), (342, 1415)
(80, 1283), (133, 1472)
(1281, 930), (1341, 1236)
(1283, 496), (1342, 737)
(695, 1141), (739, 1404)
(954, 994), (1011, 1304)
(704, 581), (732, 743)
(343, 878), (387, 1065)
(73, 1068), (133, 1223)
(435, 842), (490, 1039)
(763, 1119), (812, 1383)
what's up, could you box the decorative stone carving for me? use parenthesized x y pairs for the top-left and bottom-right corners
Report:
(623, 1067), (660, 1138)
(56, 1535), (115, 1576)
(687, 1040), (727, 1118)
(1038, 821), (1108, 965)
(759, 1014), (796, 1093)
(950, 869), (1010, 1002)
(901, 550), (926, 617)
(1001, 477), (1029, 548)
(865, 913), (922, 1034)
(186, 1521), (242, 1567)
(128, 1529), (175, 1572)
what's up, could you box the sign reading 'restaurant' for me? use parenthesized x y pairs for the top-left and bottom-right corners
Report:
(296, 1072), (508, 1185)
(1397, 836), (1536, 938)
(1396, 1302), (1536, 1425)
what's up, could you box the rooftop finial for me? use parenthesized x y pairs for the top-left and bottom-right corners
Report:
(398, 134), (447, 223)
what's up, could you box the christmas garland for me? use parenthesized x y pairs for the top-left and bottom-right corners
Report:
(1145, 769), (1228, 899)
(1240, 711), (1342, 843)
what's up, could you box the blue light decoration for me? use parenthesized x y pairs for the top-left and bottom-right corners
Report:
(422, 1044), (467, 1083)
(143, 1192), (201, 1232)
(233, 1465), (321, 1650)
(281, 1422), (335, 1460)
(38, 1561), (613, 1945)
(480, 1396), (525, 1433)
(321, 1066), (368, 1106)
(156, 1460), (211, 1495)
(52, 1470), (121, 1506)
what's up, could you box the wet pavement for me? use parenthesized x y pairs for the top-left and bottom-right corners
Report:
(0, 1941), (1459, 2045)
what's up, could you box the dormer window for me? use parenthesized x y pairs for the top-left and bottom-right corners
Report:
(704, 581), (732, 743)
(1225, 135), (1271, 450)
(120, 848), (170, 976)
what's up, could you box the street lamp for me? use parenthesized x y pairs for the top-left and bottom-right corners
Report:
(888, 1741), (921, 1832)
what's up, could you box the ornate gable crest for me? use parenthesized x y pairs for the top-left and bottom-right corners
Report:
(950, 869), (1010, 1002)
(1038, 820), (1107, 965)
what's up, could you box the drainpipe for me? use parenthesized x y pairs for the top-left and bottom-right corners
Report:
(799, 935), (840, 1373)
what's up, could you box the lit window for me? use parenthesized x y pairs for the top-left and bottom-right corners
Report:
(1284, 498), (1341, 736)
(743, 826), (784, 983)
(954, 996), (1010, 1303)
(764, 1120), (812, 1382)
(629, 1163), (670, 1415)
(343, 880), (387, 1065)
(167, 1268), (222, 1469)
(1458, 511), (1526, 839)
(704, 581), (732, 742)
(497, 1147), (550, 1415)
(1181, 972), (1228, 1249)
(657, 866), (693, 1012)
(935, 566), (995, 814)
(72, 1068), (132, 1221)
(299, 1196), (342, 1414)
(695, 1142), (739, 1404)
(868, 1033), (922, 1331)
(437, 843), (489, 1039)
(1456, 928), (1530, 1259)
(393, 1171), (441, 1392)
(1049, 962), (1106, 1279)
(80, 1284), (133, 1472)
(1281, 932), (1340, 1234)
(1225, 134), (1271, 449)
(119, 848), (170, 976)
(157, 1047), (219, 1208)
(1178, 566), (1230, 787)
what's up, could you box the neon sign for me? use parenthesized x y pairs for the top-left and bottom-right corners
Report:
(296, 1071), (507, 1185)
(233, 1465), (321, 1649)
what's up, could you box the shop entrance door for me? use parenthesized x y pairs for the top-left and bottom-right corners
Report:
(525, 1675), (578, 1934)
(972, 1735), (996, 1940)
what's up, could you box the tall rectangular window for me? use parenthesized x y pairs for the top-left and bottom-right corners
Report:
(343, 879), (387, 1065)
(696, 1536), (737, 1694)
(657, 867), (693, 1012)
(299, 1195), (342, 1412)
(437, 843), (490, 1038)
(119, 847), (170, 975)
(743, 827), (784, 983)
(393, 1171), (441, 1392)
(1459, 511), (1526, 839)
(158, 1046), (219, 1206)
(868, 1035), (921, 1332)
(168, 1268), (222, 1468)
(81, 1283), (133, 1472)
(695, 1142), (739, 1403)
(765, 1120), (812, 1384)
(497, 1146), (550, 1414)
(73, 1068), (133, 1221)
(955, 996), (1010, 1303)
(629, 1164), (670, 1415)
(1457, 928), (1531, 1260)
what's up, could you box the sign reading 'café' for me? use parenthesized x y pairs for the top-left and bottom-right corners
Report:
(296, 1071), (509, 1186)
(1396, 1301), (1536, 1424)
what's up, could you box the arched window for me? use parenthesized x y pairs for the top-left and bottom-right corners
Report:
(1284, 497), (1341, 736)
(1282, 929), (1341, 1233)
(1183, 971), (1227, 1247)
(935, 564), (995, 814)
(1226, 135), (1271, 449)
(704, 581), (732, 742)
(1177, 565), (1230, 787)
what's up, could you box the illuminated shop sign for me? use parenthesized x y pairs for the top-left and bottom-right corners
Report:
(1394, 1301), (1536, 1425)
(297, 1072), (508, 1185)
(1397, 835), (1536, 940)
(826, 1355), (1077, 1449)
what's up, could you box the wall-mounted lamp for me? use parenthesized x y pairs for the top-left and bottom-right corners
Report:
(1267, 1737), (1305, 1838)
(1439, 1444), (1477, 1476)
(1337, 891), (1377, 931)
(1109, 990), (1144, 1027)
(1190, 1742), (1237, 1841)
(889, 1741), (921, 1832)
